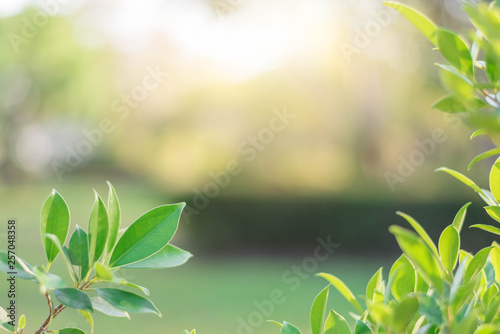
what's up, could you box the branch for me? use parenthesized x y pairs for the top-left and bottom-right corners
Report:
(34, 293), (52, 334)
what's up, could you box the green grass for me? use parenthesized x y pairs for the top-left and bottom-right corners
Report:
(1, 180), (391, 333)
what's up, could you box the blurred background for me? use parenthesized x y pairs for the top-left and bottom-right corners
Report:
(0, 0), (499, 333)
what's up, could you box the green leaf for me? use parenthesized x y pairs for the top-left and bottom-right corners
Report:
(0, 307), (14, 332)
(324, 310), (351, 334)
(91, 297), (129, 319)
(317, 273), (363, 312)
(438, 67), (475, 99)
(44, 234), (78, 283)
(34, 266), (66, 291)
(88, 191), (109, 267)
(354, 320), (372, 334)
(68, 226), (90, 281)
(78, 310), (93, 333)
(452, 202), (471, 233)
(280, 322), (302, 334)
(121, 244), (192, 269)
(0, 251), (35, 280)
(485, 206), (500, 222)
(17, 315), (25, 330)
(474, 325), (500, 334)
(389, 225), (444, 294)
(436, 28), (473, 77)
(54, 288), (93, 313)
(432, 95), (486, 113)
(382, 2), (437, 45)
(96, 288), (160, 316)
(392, 296), (419, 332)
(490, 243), (500, 284)
(310, 285), (329, 334)
(58, 328), (87, 334)
(470, 129), (488, 140)
(436, 167), (485, 197)
(469, 148), (500, 170)
(95, 262), (114, 281)
(366, 268), (384, 304)
(396, 212), (439, 257)
(470, 224), (500, 236)
(109, 203), (185, 267)
(464, 246), (494, 282)
(41, 190), (70, 264)
(490, 157), (500, 202)
(439, 225), (460, 273)
(485, 42), (500, 83)
(389, 254), (415, 301)
(104, 182), (121, 260)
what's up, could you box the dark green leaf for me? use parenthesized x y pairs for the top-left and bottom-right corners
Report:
(58, 328), (87, 334)
(96, 288), (160, 315)
(41, 190), (70, 264)
(0, 251), (35, 280)
(88, 191), (108, 267)
(68, 226), (90, 281)
(54, 288), (93, 312)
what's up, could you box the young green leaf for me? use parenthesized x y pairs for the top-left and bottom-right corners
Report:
(490, 243), (500, 284)
(436, 28), (473, 77)
(432, 95), (486, 113)
(396, 212), (438, 257)
(484, 206), (500, 222)
(389, 225), (444, 294)
(470, 129), (488, 140)
(121, 244), (192, 269)
(78, 310), (93, 333)
(91, 297), (130, 319)
(452, 202), (471, 233)
(324, 310), (351, 334)
(17, 314), (25, 330)
(382, 2), (437, 45)
(464, 246), (494, 283)
(354, 320), (372, 334)
(88, 191), (109, 267)
(392, 296), (419, 332)
(389, 255), (415, 301)
(470, 224), (500, 236)
(96, 288), (160, 316)
(68, 226), (90, 281)
(317, 273), (363, 312)
(280, 322), (302, 334)
(310, 285), (329, 334)
(109, 203), (185, 267)
(104, 181), (121, 260)
(54, 288), (93, 313)
(439, 225), (460, 273)
(41, 190), (70, 264)
(366, 268), (384, 305)
(490, 157), (500, 202)
(468, 148), (500, 170)
(436, 167), (486, 197)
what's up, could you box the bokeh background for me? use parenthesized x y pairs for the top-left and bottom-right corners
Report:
(0, 0), (499, 333)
